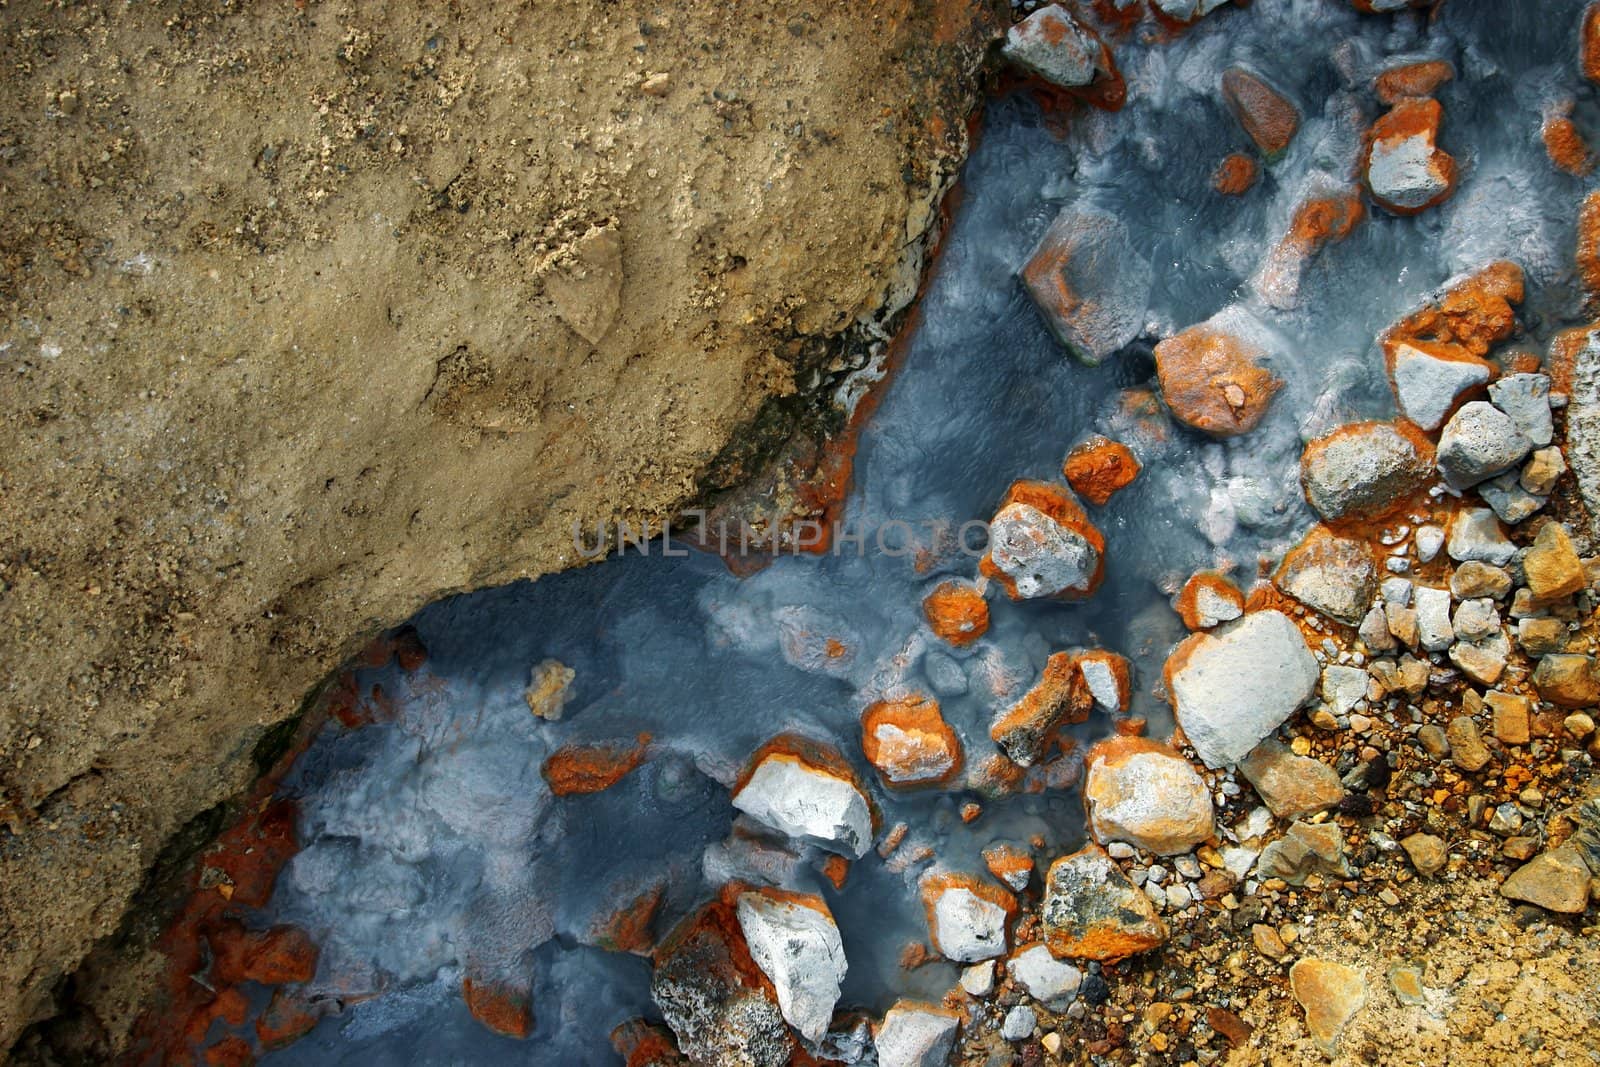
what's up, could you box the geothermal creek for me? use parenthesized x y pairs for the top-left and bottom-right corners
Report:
(146, 1), (1598, 1063)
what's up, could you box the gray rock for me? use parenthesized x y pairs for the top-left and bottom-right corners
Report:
(733, 750), (873, 858)
(1414, 524), (1445, 562)
(1567, 329), (1600, 545)
(736, 889), (847, 1045)
(1451, 598), (1499, 642)
(1487, 373), (1552, 447)
(1276, 529), (1379, 624)
(988, 502), (1100, 600)
(1322, 664), (1370, 714)
(1001, 1005), (1037, 1042)
(875, 1001), (960, 1067)
(1387, 340), (1490, 430)
(1436, 401), (1530, 488)
(1499, 846), (1594, 914)
(1257, 820), (1353, 885)
(1450, 560), (1511, 599)
(1477, 470), (1545, 525)
(1152, 0), (1233, 18)
(1379, 577), (1413, 607)
(1002, 5), (1103, 88)
(1168, 610), (1320, 768)
(1007, 945), (1083, 1008)
(1022, 207), (1152, 366)
(1300, 421), (1434, 522)
(1041, 844), (1169, 960)
(1446, 508), (1515, 565)
(1359, 605), (1395, 651)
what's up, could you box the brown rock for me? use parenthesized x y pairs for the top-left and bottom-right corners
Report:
(1544, 112), (1596, 177)
(1274, 526), (1380, 625)
(1517, 616), (1569, 656)
(1374, 59), (1454, 105)
(1532, 654), (1600, 708)
(1445, 716), (1492, 772)
(1221, 67), (1300, 158)
(861, 694), (964, 790)
(1585, 2), (1600, 83)
(1252, 923), (1287, 959)
(1238, 740), (1345, 820)
(1213, 153), (1259, 196)
(1485, 690), (1531, 746)
(543, 735), (653, 796)
(1155, 310), (1284, 437)
(1400, 832), (1447, 876)
(922, 580), (990, 647)
(1524, 522), (1586, 602)
(991, 652), (1092, 767)
(1450, 561), (1511, 600)
(1580, 192), (1600, 299)
(1499, 846), (1594, 914)
(1062, 435), (1141, 506)
(1289, 959), (1367, 1056)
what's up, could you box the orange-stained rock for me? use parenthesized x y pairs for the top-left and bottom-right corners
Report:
(979, 479), (1106, 601)
(920, 872), (1019, 962)
(1062, 436), (1141, 506)
(1082, 736), (1214, 854)
(1579, 191), (1600, 298)
(1076, 648), (1132, 713)
(256, 987), (326, 1051)
(1299, 419), (1435, 522)
(203, 1037), (255, 1067)
(1548, 323), (1598, 393)
(1176, 572), (1245, 631)
(1384, 260), (1524, 358)
(593, 881), (666, 955)
(990, 652), (1091, 767)
(921, 580), (990, 646)
(1585, 2), (1600, 83)
(1041, 844), (1167, 961)
(611, 1018), (688, 1067)
(1365, 97), (1457, 215)
(209, 920), (319, 987)
(861, 694), (964, 789)
(1213, 152), (1259, 196)
(821, 855), (850, 891)
(1254, 187), (1365, 309)
(542, 734), (652, 796)
(463, 978), (534, 1039)
(1543, 112), (1595, 176)
(393, 625), (428, 672)
(1221, 67), (1299, 158)
(732, 734), (876, 858)
(1373, 59), (1453, 104)
(1154, 311), (1283, 437)
(966, 752), (1027, 798)
(982, 842), (1035, 892)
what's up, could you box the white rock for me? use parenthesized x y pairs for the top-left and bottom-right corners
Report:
(1436, 401), (1530, 488)
(736, 890), (847, 1045)
(928, 883), (1011, 962)
(1001, 5), (1101, 87)
(1168, 611), (1320, 768)
(1321, 665), (1369, 714)
(1388, 341), (1490, 430)
(1380, 577), (1413, 607)
(1368, 128), (1451, 212)
(1079, 655), (1129, 712)
(1451, 598), (1499, 642)
(1007, 944), (1083, 1008)
(876, 1001), (960, 1067)
(1083, 740), (1214, 854)
(1414, 524), (1445, 562)
(1221, 845), (1260, 880)
(1446, 508), (1516, 566)
(988, 502), (1100, 600)
(1413, 586), (1454, 652)
(732, 754), (873, 858)
(959, 961), (995, 997)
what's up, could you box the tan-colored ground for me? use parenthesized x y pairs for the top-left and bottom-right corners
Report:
(0, 0), (1002, 1051)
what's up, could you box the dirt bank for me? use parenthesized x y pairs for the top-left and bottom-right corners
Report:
(0, 0), (1002, 1050)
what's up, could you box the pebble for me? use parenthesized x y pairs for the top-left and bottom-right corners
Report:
(1000, 1005), (1037, 1042)
(875, 1001), (961, 1067)
(959, 961), (995, 998)
(1414, 524), (1445, 562)
(1446, 508), (1516, 566)
(1289, 958), (1368, 1057)
(1007, 944), (1083, 1008)
(1400, 832), (1447, 875)
(1450, 561), (1511, 600)
(1445, 715), (1492, 772)
(1238, 740), (1346, 820)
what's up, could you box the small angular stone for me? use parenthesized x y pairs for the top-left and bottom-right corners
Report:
(1256, 821), (1353, 886)
(1446, 508), (1516, 566)
(1485, 691), (1530, 745)
(1523, 522), (1586, 602)
(1400, 832), (1447, 875)
(1041, 844), (1168, 961)
(1487, 373), (1553, 447)
(1007, 944), (1083, 1008)
(1238, 740), (1346, 820)
(1499, 847), (1594, 914)
(1517, 616), (1568, 656)
(1413, 586), (1454, 652)
(1450, 561), (1511, 600)
(921, 873), (1017, 963)
(1436, 401), (1530, 489)
(1290, 958), (1368, 1056)
(875, 1001), (960, 1067)
(1445, 716), (1491, 772)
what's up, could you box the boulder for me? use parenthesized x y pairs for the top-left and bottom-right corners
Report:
(921, 580), (989, 647)
(1063, 435), (1141, 506)
(1175, 572), (1245, 631)
(1082, 736), (1214, 855)
(1166, 610), (1319, 768)
(1436, 401), (1530, 489)
(1155, 306), (1284, 437)
(732, 737), (874, 858)
(1299, 421), (1434, 522)
(861, 695), (963, 790)
(735, 889), (847, 1046)
(874, 1001), (960, 1067)
(980, 480), (1106, 601)
(1275, 526), (1379, 625)
(1041, 844), (1169, 961)
(1289, 959), (1368, 1057)
(1365, 97), (1456, 214)
(921, 873), (1018, 963)
(1221, 67), (1299, 158)
(651, 896), (795, 1067)
(1238, 740), (1345, 820)
(1021, 207), (1151, 365)
(991, 651), (1092, 767)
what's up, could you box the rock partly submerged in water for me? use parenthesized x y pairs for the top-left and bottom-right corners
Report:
(1275, 526), (1380, 626)
(981, 480), (1106, 601)
(1041, 844), (1168, 961)
(1082, 736), (1214, 855)
(732, 737), (874, 858)
(735, 888), (847, 1047)
(1299, 420), (1435, 522)
(1021, 207), (1152, 366)
(1155, 306), (1285, 438)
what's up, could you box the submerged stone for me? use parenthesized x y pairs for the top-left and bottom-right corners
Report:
(1155, 306), (1285, 438)
(1175, 571), (1245, 631)
(1063, 435), (1141, 506)
(732, 737), (874, 858)
(981, 480), (1106, 601)
(861, 694), (964, 790)
(1001, 4), (1106, 89)
(1021, 207), (1152, 365)
(1077, 649), (1132, 713)
(1221, 66), (1300, 158)
(921, 580), (989, 647)
(991, 651), (1092, 766)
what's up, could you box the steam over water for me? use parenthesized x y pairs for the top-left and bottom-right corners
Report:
(228, 1), (1592, 1061)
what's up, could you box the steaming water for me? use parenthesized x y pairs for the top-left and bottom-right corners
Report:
(227, 1), (1591, 1061)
